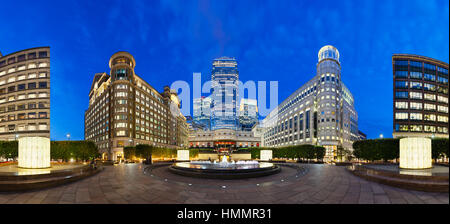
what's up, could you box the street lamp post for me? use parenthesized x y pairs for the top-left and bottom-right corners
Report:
(66, 133), (71, 141)
(379, 134), (384, 139)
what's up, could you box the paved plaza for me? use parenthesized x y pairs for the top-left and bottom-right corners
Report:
(0, 163), (448, 204)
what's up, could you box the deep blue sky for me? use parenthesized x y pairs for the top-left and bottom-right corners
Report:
(0, 0), (448, 140)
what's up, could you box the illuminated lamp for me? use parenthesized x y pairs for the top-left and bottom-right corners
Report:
(400, 137), (432, 169)
(177, 150), (189, 161)
(18, 137), (51, 168)
(260, 150), (273, 161)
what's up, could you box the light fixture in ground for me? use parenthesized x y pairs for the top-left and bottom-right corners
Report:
(260, 150), (273, 161)
(18, 136), (51, 169)
(400, 137), (432, 169)
(177, 150), (189, 161)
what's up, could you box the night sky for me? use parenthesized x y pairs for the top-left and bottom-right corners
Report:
(0, 0), (448, 140)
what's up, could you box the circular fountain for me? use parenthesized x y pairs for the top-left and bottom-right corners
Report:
(169, 156), (281, 179)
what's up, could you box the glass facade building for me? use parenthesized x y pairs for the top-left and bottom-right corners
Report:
(239, 98), (258, 131)
(0, 47), (50, 141)
(193, 96), (211, 130)
(392, 54), (449, 138)
(211, 57), (239, 130)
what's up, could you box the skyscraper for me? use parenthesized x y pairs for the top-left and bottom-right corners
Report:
(211, 57), (239, 130)
(193, 96), (211, 130)
(239, 98), (258, 131)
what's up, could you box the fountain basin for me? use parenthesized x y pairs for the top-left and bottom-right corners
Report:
(169, 161), (281, 179)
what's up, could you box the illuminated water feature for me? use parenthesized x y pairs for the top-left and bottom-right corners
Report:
(169, 155), (281, 179)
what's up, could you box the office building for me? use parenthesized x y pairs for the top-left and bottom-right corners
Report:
(239, 98), (258, 131)
(392, 54), (449, 138)
(0, 47), (50, 140)
(211, 57), (239, 130)
(261, 45), (359, 161)
(85, 51), (188, 161)
(193, 96), (211, 130)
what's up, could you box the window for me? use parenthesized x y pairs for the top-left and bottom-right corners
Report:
(410, 61), (422, 68)
(395, 102), (408, 109)
(410, 113), (422, 120)
(395, 91), (408, 99)
(395, 71), (408, 78)
(410, 81), (422, 89)
(39, 51), (48, 58)
(410, 125), (422, 132)
(424, 93), (436, 101)
(38, 112), (47, 118)
(18, 84), (25, 90)
(395, 60), (408, 66)
(424, 103), (436, 111)
(424, 114), (436, 121)
(423, 83), (435, 91)
(18, 54), (26, 62)
(8, 86), (15, 92)
(438, 106), (448, 113)
(437, 96), (448, 103)
(28, 83), (36, 89)
(424, 63), (436, 71)
(424, 73), (435, 81)
(409, 92), (422, 99)
(410, 102), (422, 110)
(18, 113), (26, 120)
(28, 52), (36, 59)
(424, 125), (436, 133)
(395, 124), (408, 131)
(410, 72), (422, 79)
(39, 82), (47, 88)
(28, 112), (36, 119)
(18, 104), (26, 110)
(395, 112), (408, 120)
(437, 116), (448, 123)
(395, 81), (408, 89)
(28, 103), (36, 109)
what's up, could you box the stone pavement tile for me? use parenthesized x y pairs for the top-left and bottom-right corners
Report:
(184, 198), (220, 204)
(41, 196), (62, 204)
(290, 192), (312, 203)
(358, 192), (374, 204)
(312, 190), (332, 201)
(107, 197), (129, 204)
(179, 190), (207, 199)
(125, 196), (148, 204)
(26, 190), (49, 204)
(6, 192), (35, 204)
(341, 192), (359, 204)
(389, 198), (408, 204)
(75, 189), (91, 203)
(59, 193), (76, 203)
(301, 198), (322, 204)
(0, 193), (18, 204)
(423, 197), (443, 204)
(206, 192), (240, 200)
(399, 192), (425, 204)
(219, 199), (245, 204)
(373, 195), (391, 204)
(90, 196), (109, 204)
(435, 195), (449, 204)
(371, 184), (385, 194)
